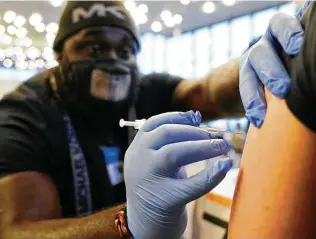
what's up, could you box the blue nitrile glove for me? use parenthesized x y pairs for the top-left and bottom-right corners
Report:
(239, 2), (312, 127)
(124, 111), (232, 239)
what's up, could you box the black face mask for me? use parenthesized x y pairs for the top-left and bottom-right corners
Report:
(53, 57), (139, 128)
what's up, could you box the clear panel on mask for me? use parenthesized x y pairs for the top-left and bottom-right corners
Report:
(90, 68), (131, 101)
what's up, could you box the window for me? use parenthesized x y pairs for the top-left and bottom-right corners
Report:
(165, 36), (179, 75)
(210, 21), (229, 68)
(138, 33), (155, 74)
(153, 35), (166, 73)
(231, 15), (251, 58)
(193, 27), (212, 78)
(278, 2), (295, 16)
(252, 8), (278, 38)
(178, 33), (194, 79)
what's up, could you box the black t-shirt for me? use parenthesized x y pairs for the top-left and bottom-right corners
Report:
(0, 69), (182, 217)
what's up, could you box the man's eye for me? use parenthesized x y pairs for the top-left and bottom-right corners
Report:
(90, 44), (102, 57)
(74, 42), (103, 58)
(118, 47), (134, 60)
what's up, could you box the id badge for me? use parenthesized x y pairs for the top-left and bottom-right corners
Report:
(101, 146), (123, 186)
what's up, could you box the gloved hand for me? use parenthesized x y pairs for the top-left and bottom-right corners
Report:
(124, 111), (232, 239)
(239, 1), (312, 127)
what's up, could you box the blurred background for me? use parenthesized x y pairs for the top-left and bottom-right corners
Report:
(0, 0), (298, 131)
(0, 1), (301, 238)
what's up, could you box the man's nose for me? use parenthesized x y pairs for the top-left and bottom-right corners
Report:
(103, 49), (118, 60)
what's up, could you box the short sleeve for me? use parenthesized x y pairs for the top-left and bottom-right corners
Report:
(0, 92), (52, 178)
(136, 73), (183, 119)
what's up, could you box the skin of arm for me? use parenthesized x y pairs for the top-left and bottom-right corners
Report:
(0, 172), (123, 239)
(228, 89), (316, 238)
(174, 58), (244, 120)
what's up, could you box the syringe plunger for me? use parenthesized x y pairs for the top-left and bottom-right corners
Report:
(119, 119), (147, 129)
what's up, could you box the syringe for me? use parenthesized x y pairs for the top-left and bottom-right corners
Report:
(119, 119), (244, 135)
(119, 119), (147, 130)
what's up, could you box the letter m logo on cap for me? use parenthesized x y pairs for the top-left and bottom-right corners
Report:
(72, 4), (126, 23)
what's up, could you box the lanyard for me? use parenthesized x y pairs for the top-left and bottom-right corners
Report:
(64, 115), (92, 216)
(49, 73), (137, 217)
(50, 75), (92, 216)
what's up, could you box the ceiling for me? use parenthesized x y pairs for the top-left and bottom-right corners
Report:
(137, 0), (285, 35)
(0, 1), (286, 33)
(0, 0), (286, 70)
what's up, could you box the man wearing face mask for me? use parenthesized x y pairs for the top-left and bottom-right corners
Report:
(0, 1), (249, 239)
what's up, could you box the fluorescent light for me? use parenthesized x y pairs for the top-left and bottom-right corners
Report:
(43, 46), (53, 55)
(43, 46), (53, 53)
(164, 19), (175, 28)
(151, 21), (163, 32)
(29, 13), (42, 26)
(138, 14), (148, 24)
(203, 2), (216, 14)
(35, 23), (45, 33)
(7, 25), (17, 36)
(46, 22), (58, 33)
(21, 37), (32, 47)
(46, 33), (56, 47)
(173, 14), (183, 24)
(129, 3), (148, 25)
(14, 15), (26, 28)
(28, 60), (37, 70)
(27, 46), (41, 60)
(36, 59), (45, 68)
(16, 53), (26, 61)
(130, 9), (147, 25)
(16, 60), (28, 70)
(180, 0), (190, 4)
(16, 27), (28, 39)
(3, 59), (13, 68)
(124, 0), (136, 11)
(138, 4), (148, 14)
(222, 0), (236, 6)
(160, 10), (172, 21)
(49, 0), (64, 7)
(42, 47), (54, 61)
(4, 11), (16, 24)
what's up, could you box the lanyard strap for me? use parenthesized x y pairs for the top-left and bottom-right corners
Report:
(64, 115), (93, 216)
(50, 74), (136, 216)
(50, 75), (93, 216)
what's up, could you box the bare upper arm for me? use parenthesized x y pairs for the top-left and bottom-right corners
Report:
(0, 172), (61, 228)
(229, 90), (316, 238)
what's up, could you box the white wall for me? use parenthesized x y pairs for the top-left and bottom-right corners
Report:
(0, 80), (22, 97)
(0, 68), (37, 97)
